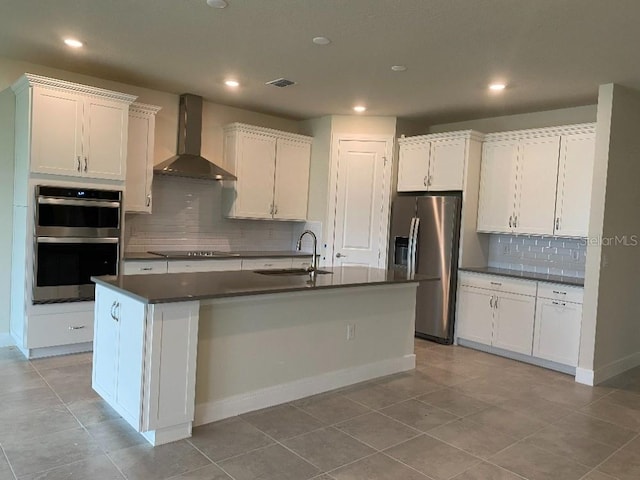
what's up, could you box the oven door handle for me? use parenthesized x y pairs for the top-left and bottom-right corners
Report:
(37, 197), (121, 208)
(36, 237), (120, 244)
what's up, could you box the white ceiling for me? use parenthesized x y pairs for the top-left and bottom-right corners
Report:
(1, 0), (639, 123)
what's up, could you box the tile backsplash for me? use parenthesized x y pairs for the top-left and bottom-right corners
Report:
(488, 234), (587, 278)
(125, 175), (318, 253)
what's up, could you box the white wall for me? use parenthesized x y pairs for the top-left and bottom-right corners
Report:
(579, 84), (640, 383)
(428, 105), (597, 134)
(0, 56), (304, 338)
(0, 88), (15, 341)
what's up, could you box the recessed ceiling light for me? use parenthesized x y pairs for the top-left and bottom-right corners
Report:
(206, 0), (228, 8)
(391, 65), (407, 72)
(63, 38), (83, 48)
(224, 79), (240, 87)
(353, 105), (367, 113)
(489, 83), (507, 91)
(312, 36), (331, 45)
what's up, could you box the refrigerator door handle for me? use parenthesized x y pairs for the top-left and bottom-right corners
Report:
(409, 217), (420, 276)
(407, 217), (416, 276)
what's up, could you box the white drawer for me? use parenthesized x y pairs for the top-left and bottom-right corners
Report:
(241, 258), (293, 270)
(459, 272), (537, 297)
(537, 283), (584, 304)
(291, 258), (313, 269)
(27, 311), (94, 349)
(167, 259), (242, 273)
(123, 261), (168, 275)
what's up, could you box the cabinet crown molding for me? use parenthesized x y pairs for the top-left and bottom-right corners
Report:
(484, 123), (596, 142)
(129, 102), (162, 115)
(223, 122), (313, 143)
(398, 129), (485, 144)
(12, 73), (138, 104)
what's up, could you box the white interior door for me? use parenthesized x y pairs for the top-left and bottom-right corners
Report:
(332, 139), (390, 267)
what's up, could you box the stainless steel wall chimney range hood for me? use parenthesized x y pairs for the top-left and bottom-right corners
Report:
(154, 94), (237, 181)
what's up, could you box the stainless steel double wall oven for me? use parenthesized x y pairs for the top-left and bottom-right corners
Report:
(33, 186), (122, 303)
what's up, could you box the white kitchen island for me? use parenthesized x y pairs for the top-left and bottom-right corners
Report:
(91, 267), (430, 445)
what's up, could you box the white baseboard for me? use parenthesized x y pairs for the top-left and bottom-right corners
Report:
(194, 354), (416, 426)
(19, 341), (93, 359)
(0, 333), (15, 348)
(575, 367), (595, 386)
(594, 351), (640, 384)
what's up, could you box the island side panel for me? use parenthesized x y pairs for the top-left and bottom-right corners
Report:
(194, 283), (417, 425)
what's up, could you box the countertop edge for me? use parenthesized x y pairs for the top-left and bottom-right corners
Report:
(459, 267), (584, 287)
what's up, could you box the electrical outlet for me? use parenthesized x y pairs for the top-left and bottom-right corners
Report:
(347, 324), (356, 341)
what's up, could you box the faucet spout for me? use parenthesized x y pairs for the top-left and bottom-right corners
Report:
(296, 230), (319, 274)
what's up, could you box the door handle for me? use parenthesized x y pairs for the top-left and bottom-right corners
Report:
(146, 194), (151, 207)
(555, 217), (560, 231)
(423, 176), (428, 187)
(489, 296), (494, 308)
(77, 156), (81, 172)
(509, 215), (512, 228)
(428, 174), (432, 186)
(514, 215), (518, 228)
(336, 252), (347, 258)
(84, 157), (88, 172)
(68, 325), (85, 330)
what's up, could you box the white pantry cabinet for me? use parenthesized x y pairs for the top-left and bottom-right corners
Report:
(223, 123), (312, 221)
(125, 103), (161, 213)
(13, 74), (136, 181)
(397, 132), (476, 192)
(477, 124), (596, 237)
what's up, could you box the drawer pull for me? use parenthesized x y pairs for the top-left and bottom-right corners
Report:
(140, 267), (153, 271)
(264, 263), (273, 267)
(552, 290), (567, 295)
(490, 281), (502, 286)
(552, 300), (567, 307)
(68, 325), (86, 330)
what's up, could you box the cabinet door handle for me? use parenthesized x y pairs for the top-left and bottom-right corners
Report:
(494, 296), (499, 309)
(146, 194), (151, 207)
(110, 301), (117, 321)
(509, 215), (512, 228)
(140, 267), (153, 271)
(423, 176), (428, 187)
(490, 281), (502, 286)
(84, 157), (88, 172)
(514, 215), (518, 228)
(428, 174), (432, 186)
(552, 290), (566, 295)
(77, 156), (82, 172)
(552, 300), (566, 306)
(489, 296), (494, 308)
(269, 204), (274, 215)
(555, 217), (560, 231)
(68, 325), (86, 330)
(274, 205), (278, 215)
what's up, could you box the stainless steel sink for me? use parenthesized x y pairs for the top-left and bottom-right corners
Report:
(253, 268), (333, 276)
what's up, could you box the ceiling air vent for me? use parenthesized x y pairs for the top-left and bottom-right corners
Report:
(266, 78), (296, 88)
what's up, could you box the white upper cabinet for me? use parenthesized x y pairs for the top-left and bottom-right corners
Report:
(223, 123), (312, 221)
(429, 138), (467, 190)
(397, 133), (471, 192)
(125, 103), (161, 213)
(477, 124), (595, 237)
(397, 141), (430, 191)
(12, 74), (136, 182)
(554, 133), (596, 237)
(515, 136), (561, 235)
(477, 141), (518, 232)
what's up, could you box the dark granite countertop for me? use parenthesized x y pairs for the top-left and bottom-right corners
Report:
(459, 267), (584, 287)
(122, 251), (314, 261)
(93, 267), (437, 304)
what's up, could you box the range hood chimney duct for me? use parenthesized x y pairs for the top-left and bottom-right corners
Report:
(154, 93), (237, 181)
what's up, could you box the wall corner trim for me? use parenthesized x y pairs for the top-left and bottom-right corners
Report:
(575, 367), (595, 386)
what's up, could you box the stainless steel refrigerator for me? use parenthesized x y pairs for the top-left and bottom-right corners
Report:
(388, 193), (462, 343)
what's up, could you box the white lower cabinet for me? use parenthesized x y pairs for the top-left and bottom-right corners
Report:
(534, 296), (582, 367)
(492, 291), (535, 355)
(123, 261), (168, 275)
(167, 259), (242, 273)
(457, 272), (583, 371)
(241, 258), (293, 270)
(93, 286), (199, 442)
(456, 281), (535, 355)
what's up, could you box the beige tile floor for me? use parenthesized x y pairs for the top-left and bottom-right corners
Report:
(1, 339), (639, 479)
